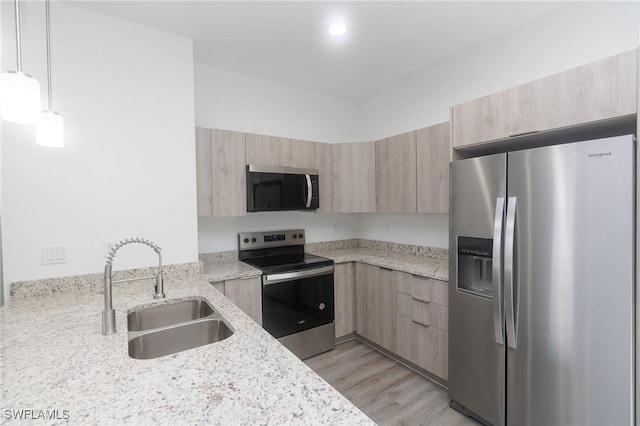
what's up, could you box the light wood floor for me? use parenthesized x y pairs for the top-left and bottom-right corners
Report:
(305, 340), (478, 426)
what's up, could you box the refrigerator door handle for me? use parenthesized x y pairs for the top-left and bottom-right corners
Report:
(505, 196), (518, 350)
(492, 197), (505, 346)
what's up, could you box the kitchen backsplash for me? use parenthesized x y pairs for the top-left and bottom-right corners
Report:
(10, 262), (201, 301)
(11, 239), (448, 301)
(199, 239), (448, 264)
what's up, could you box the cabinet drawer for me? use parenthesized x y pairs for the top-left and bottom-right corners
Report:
(396, 313), (448, 380)
(396, 292), (448, 331)
(395, 271), (448, 307)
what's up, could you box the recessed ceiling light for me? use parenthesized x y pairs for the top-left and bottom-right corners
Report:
(328, 24), (346, 36)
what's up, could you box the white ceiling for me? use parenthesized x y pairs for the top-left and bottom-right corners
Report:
(67, 1), (573, 100)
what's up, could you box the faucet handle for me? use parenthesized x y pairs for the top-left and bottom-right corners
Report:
(153, 271), (165, 299)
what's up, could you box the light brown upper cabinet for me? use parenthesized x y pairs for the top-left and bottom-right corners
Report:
(195, 128), (246, 217)
(376, 131), (417, 213)
(417, 122), (450, 213)
(245, 133), (315, 169)
(451, 49), (638, 148)
(332, 142), (376, 212)
(314, 142), (333, 213)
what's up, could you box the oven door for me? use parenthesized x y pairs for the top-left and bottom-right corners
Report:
(262, 265), (334, 339)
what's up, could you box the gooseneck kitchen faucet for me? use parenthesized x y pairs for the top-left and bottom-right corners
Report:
(102, 237), (165, 335)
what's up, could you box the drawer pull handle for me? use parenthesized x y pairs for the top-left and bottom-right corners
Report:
(412, 295), (430, 304)
(240, 276), (256, 281)
(380, 267), (393, 271)
(410, 273), (427, 279)
(412, 319), (431, 328)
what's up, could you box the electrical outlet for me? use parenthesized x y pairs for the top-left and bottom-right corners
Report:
(103, 240), (117, 258)
(198, 232), (203, 244)
(42, 245), (67, 264)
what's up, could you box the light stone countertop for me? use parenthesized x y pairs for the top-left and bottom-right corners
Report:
(200, 259), (262, 282)
(0, 276), (374, 425)
(308, 247), (450, 282)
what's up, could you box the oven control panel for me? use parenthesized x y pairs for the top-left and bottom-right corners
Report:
(238, 229), (306, 250)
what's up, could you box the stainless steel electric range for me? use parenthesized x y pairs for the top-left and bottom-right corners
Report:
(238, 229), (335, 360)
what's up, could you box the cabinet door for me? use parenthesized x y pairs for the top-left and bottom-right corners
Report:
(195, 127), (213, 216)
(211, 129), (246, 217)
(376, 131), (417, 212)
(195, 128), (246, 217)
(334, 263), (354, 338)
(224, 277), (262, 326)
(246, 134), (315, 169)
(245, 133), (286, 167)
(452, 50), (638, 148)
(417, 123), (450, 213)
(396, 313), (448, 380)
(355, 263), (396, 352)
(314, 142), (333, 213)
(332, 142), (376, 212)
(287, 139), (316, 169)
(542, 49), (637, 130)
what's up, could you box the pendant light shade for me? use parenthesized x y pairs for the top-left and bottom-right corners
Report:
(36, 0), (63, 148)
(36, 111), (64, 148)
(0, 0), (41, 125)
(0, 71), (41, 124)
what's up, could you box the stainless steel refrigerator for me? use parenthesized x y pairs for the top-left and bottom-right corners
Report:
(448, 134), (635, 426)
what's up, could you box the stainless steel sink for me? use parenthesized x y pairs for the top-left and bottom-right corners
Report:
(128, 299), (214, 332)
(128, 318), (233, 360)
(127, 297), (233, 360)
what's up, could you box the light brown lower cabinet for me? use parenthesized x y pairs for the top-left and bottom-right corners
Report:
(221, 276), (263, 326)
(334, 263), (355, 338)
(396, 313), (448, 380)
(395, 270), (449, 380)
(355, 263), (396, 352)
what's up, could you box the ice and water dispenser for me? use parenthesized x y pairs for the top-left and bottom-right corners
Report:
(457, 237), (494, 298)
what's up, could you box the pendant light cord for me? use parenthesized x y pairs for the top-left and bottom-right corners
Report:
(45, 0), (52, 111)
(14, 0), (22, 71)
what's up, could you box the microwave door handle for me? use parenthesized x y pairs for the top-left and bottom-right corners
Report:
(305, 174), (312, 208)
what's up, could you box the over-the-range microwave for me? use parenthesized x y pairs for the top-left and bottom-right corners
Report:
(246, 165), (319, 212)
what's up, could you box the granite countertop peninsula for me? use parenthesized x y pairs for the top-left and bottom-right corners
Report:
(0, 276), (373, 425)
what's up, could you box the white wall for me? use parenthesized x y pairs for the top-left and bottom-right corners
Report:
(1, 2), (198, 300)
(357, 214), (449, 249)
(195, 64), (359, 143)
(198, 213), (361, 253)
(195, 1), (639, 253)
(358, 2), (640, 141)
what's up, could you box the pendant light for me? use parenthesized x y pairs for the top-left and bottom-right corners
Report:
(0, 0), (41, 124)
(36, 0), (63, 148)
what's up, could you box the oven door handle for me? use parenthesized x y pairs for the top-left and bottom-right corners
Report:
(263, 265), (334, 285)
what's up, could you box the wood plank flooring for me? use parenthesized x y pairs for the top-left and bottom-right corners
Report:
(305, 340), (477, 426)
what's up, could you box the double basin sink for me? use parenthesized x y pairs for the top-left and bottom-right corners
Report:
(127, 297), (233, 360)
